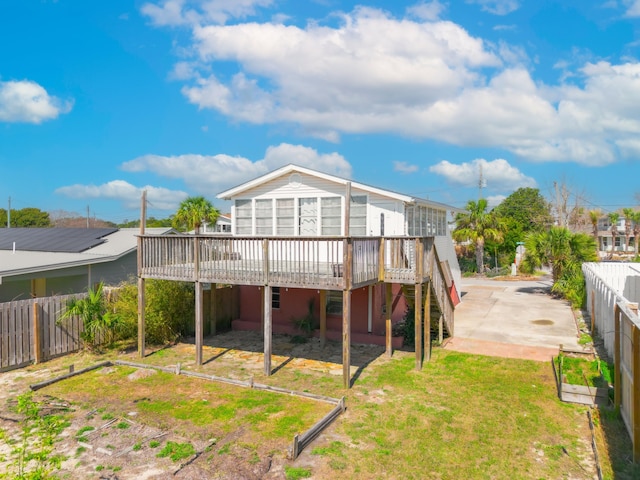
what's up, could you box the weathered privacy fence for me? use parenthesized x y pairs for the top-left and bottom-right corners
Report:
(583, 262), (640, 462)
(0, 294), (86, 372)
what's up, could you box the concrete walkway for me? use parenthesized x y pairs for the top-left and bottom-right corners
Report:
(443, 276), (584, 361)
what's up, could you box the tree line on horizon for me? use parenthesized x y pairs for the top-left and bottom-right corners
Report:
(0, 196), (219, 233)
(452, 186), (640, 308)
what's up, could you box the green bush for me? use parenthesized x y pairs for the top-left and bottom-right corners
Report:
(110, 279), (195, 344)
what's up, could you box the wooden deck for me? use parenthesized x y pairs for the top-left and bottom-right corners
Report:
(137, 234), (456, 387)
(139, 235), (436, 289)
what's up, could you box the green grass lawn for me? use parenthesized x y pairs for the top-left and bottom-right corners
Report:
(8, 341), (640, 479)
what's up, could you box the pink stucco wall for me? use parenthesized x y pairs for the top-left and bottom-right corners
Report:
(233, 284), (407, 338)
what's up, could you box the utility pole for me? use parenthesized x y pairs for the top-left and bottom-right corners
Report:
(478, 164), (485, 200)
(86, 205), (90, 228)
(7, 196), (10, 228)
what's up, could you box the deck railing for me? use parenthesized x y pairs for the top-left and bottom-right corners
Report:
(140, 235), (442, 290)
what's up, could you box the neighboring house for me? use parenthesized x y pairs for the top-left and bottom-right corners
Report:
(0, 227), (174, 302)
(137, 163), (463, 387)
(214, 164), (462, 344)
(201, 213), (232, 234)
(596, 214), (638, 257)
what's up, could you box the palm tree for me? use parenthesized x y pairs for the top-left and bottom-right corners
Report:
(522, 227), (597, 306)
(172, 196), (220, 233)
(523, 227), (596, 284)
(453, 198), (504, 274)
(608, 212), (620, 256)
(59, 282), (123, 346)
(623, 208), (635, 253)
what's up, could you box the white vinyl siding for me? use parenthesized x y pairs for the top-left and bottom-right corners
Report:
(299, 198), (317, 236)
(276, 198), (295, 235)
(321, 197), (341, 236)
(235, 199), (252, 235)
(349, 195), (367, 235)
(255, 199), (273, 235)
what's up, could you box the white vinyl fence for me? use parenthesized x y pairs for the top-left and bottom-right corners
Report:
(583, 262), (640, 462)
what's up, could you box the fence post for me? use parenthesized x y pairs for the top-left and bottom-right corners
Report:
(633, 323), (640, 463)
(33, 301), (42, 364)
(614, 304), (621, 410)
(590, 290), (595, 337)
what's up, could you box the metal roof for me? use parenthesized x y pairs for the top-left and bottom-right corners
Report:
(0, 228), (174, 280)
(0, 228), (118, 253)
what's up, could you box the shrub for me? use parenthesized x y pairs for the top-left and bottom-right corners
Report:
(110, 279), (195, 344)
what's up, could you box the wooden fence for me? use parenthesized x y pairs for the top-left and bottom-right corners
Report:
(583, 262), (640, 462)
(0, 294), (86, 372)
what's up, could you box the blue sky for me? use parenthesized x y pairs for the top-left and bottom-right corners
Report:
(1, 0), (640, 224)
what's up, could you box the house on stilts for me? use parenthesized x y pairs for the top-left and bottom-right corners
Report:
(136, 164), (462, 387)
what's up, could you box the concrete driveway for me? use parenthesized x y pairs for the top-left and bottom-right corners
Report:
(443, 276), (583, 361)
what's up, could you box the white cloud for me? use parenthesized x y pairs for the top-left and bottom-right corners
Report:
(624, 0), (640, 17)
(486, 195), (506, 207)
(181, 8), (500, 138)
(120, 143), (352, 195)
(0, 80), (72, 124)
(145, 4), (640, 167)
(407, 1), (446, 21)
(55, 180), (187, 210)
(141, 0), (273, 26)
(429, 158), (536, 191)
(394, 161), (420, 174)
(467, 0), (520, 15)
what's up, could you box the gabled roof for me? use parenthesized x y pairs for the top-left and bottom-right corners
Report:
(0, 227), (118, 253)
(0, 228), (174, 281)
(217, 164), (457, 211)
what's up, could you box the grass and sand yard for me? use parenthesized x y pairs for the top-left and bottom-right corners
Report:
(0, 331), (638, 479)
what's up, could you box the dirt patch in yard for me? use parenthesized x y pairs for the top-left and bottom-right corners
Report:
(0, 358), (335, 479)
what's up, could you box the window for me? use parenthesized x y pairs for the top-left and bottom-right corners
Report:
(299, 198), (317, 235)
(349, 195), (367, 235)
(255, 199), (273, 235)
(419, 206), (426, 236)
(272, 287), (280, 309)
(235, 200), (252, 235)
(321, 197), (341, 235)
(276, 199), (295, 235)
(615, 236), (621, 247)
(406, 205), (415, 235)
(326, 291), (343, 315)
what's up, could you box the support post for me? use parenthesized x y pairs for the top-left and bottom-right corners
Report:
(194, 235), (202, 365)
(264, 284), (272, 376)
(424, 282), (431, 362)
(378, 238), (385, 281)
(342, 289), (351, 389)
(319, 289), (327, 348)
(415, 282), (423, 370)
(195, 281), (203, 366)
(33, 302), (42, 364)
(414, 237), (424, 370)
(137, 190), (147, 359)
(385, 283), (393, 357)
(210, 283), (217, 336)
(342, 235), (353, 388)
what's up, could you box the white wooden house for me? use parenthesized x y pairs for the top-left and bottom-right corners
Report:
(137, 164), (462, 387)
